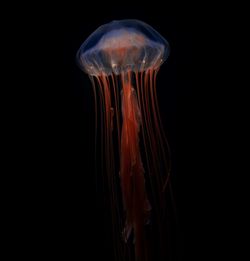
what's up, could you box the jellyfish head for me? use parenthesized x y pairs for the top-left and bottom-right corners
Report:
(77, 19), (170, 76)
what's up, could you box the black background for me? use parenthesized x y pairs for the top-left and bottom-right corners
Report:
(9, 2), (230, 260)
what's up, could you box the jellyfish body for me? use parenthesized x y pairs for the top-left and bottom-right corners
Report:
(77, 20), (169, 76)
(77, 20), (170, 261)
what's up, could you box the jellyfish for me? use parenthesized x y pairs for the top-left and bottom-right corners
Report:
(76, 19), (171, 261)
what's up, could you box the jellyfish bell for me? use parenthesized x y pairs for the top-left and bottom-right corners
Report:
(76, 19), (171, 261)
(76, 19), (170, 76)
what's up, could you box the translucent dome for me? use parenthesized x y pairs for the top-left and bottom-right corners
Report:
(76, 19), (170, 76)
